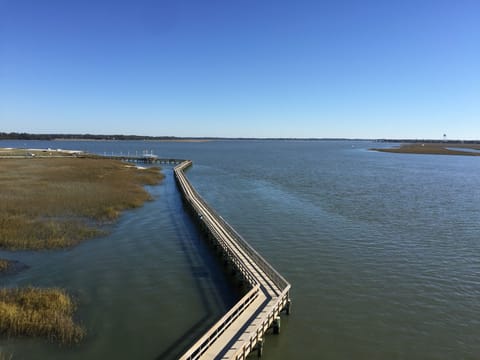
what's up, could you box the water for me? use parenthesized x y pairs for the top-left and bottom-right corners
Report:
(1, 140), (479, 359)
(447, 147), (480, 154)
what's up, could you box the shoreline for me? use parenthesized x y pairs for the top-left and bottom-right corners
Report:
(0, 150), (164, 344)
(0, 153), (164, 250)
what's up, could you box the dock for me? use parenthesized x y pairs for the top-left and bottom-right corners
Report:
(101, 154), (185, 164)
(174, 160), (291, 359)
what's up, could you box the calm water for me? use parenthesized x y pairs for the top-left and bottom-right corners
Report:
(1, 140), (479, 359)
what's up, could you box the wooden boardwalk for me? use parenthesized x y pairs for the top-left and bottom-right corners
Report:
(174, 160), (291, 359)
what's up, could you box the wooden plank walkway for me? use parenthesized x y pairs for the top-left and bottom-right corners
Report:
(174, 160), (291, 360)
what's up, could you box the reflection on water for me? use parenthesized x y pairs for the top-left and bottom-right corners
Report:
(1, 140), (480, 359)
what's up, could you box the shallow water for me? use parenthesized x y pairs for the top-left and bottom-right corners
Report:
(1, 140), (479, 359)
(447, 147), (480, 154)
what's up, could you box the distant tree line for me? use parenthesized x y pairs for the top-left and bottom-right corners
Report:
(0, 132), (182, 141)
(0, 132), (354, 141)
(4, 133), (476, 142)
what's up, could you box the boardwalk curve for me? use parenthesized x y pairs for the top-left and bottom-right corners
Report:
(174, 160), (291, 359)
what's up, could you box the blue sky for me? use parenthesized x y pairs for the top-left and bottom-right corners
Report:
(1, 0), (479, 138)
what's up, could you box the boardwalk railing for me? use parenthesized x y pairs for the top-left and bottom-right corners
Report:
(174, 160), (291, 359)
(232, 288), (290, 359)
(180, 285), (261, 359)
(102, 154), (185, 164)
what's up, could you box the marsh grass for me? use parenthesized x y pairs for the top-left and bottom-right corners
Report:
(371, 143), (480, 156)
(0, 259), (10, 272)
(0, 287), (85, 344)
(0, 351), (13, 360)
(0, 158), (164, 249)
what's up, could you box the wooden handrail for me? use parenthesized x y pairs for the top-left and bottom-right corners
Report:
(232, 288), (291, 359)
(180, 286), (261, 360)
(174, 160), (291, 359)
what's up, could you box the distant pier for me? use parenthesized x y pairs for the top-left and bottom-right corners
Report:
(101, 153), (185, 164)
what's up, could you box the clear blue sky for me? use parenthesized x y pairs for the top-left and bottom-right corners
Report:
(1, 0), (479, 138)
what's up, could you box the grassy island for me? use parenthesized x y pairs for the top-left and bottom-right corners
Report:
(0, 156), (164, 250)
(0, 287), (85, 344)
(371, 143), (480, 156)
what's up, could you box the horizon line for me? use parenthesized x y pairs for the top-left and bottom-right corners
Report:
(1, 132), (480, 143)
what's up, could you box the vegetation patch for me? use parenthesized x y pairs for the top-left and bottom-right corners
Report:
(0, 259), (28, 276)
(0, 351), (13, 360)
(371, 143), (480, 156)
(0, 157), (164, 249)
(0, 287), (84, 344)
(0, 155), (163, 344)
(0, 259), (10, 273)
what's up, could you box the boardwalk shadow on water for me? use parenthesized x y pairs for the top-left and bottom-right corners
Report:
(155, 170), (240, 360)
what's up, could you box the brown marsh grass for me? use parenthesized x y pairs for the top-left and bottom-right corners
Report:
(0, 259), (9, 272)
(371, 143), (480, 156)
(0, 158), (164, 249)
(0, 287), (85, 344)
(0, 351), (13, 360)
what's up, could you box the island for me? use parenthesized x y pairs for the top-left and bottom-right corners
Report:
(371, 142), (480, 156)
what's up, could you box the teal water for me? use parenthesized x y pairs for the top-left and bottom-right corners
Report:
(1, 140), (479, 359)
